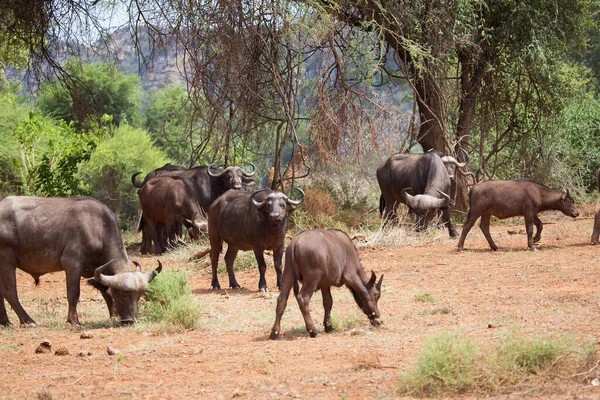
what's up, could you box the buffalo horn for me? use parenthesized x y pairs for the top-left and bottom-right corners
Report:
(132, 261), (142, 272)
(402, 188), (449, 211)
(131, 172), (144, 188)
(440, 156), (466, 168)
(242, 162), (257, 177)
(251, 189), (269, 208)
(148, 260), (162, 282)
(285, 188), (305, 206)
(207, 164), (225, 178)
(93, 259), (116, 287)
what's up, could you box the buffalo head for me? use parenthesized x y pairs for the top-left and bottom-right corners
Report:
(352, 271), (384, 327)
(208, 162), (257, 190)
(251, 188), (305, 225)
(92, 260), (162, 324)
(560, 189), (579, 218)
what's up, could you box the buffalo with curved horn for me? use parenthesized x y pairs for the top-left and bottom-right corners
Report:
(208, 188), (305, 292)
(0, 196), (161, 327)
(377, 151), (467, 237)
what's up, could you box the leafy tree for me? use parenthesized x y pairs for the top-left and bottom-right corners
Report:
(0, 88), (29, 196)
(13, 111), (101, 196)
(37, 60), (142, 129)
(144, 84), (193, 163)
(79, 124), (168, 223)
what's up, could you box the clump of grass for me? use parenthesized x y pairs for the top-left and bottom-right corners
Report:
(427, 307), (452, 315)
(401, 332), (477, 397)
(414, 293), (436, 303)
(142, 270), (201, 330)
(329, 315), (361, 331)
(399, 331), (598, 397)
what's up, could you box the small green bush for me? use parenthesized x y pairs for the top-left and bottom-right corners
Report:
(497, 334), (572, 374)
(401, 332), (477, 396)
(142, 271), (201, 329)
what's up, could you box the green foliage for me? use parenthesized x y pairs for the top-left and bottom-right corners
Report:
(144, 84), (191, 162)
(497, 333), (573, 374)
(13, 111), (100, 196)
(79, 124), (167, 223)
(328, 315), (360, 331)
(400, 331), (598, 396)
(37, 60), (142, 129)
(142, 270), (201, 330)
(0, 88), (28, 196)
(401, 332), (477, 396)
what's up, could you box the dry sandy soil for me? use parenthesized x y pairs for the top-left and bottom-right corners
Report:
(2, 211), (600, 399)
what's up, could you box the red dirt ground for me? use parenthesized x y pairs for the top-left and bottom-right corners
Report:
(2, 212), (600, 399)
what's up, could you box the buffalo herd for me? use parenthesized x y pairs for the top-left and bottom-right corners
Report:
(0, 151), (590, 338)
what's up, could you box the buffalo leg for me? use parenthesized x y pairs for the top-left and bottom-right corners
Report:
(296, 280), (319, 338)
(64, 269), (82, 326)
(210, 240), (223, 290)
(442, 208), (459, 238)
(457, 212), (479, 251)
(591, 211), (600, 245)
(322, 287), (334, 333)
(254, 248), (269, 292)
(0, 262), (36, 327)
(533, 215), (543, 243)
(224, 247), (241, 289)
(0, 298), (11, 326)
(524, 215), (536, 250)
(270, 264), (294, 340)
(479, 214), (498, 251)
(272, 245), (284, 289)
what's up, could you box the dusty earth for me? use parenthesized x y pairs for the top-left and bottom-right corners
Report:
(2, 211), (600, 399)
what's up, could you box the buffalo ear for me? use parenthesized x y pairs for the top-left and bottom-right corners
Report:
(376, 274), (384, 291)
(367, 270), (377, 288)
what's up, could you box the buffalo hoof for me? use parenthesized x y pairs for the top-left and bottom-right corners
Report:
(120, 319), (135, 326)
(309, 330), (320, 338)
(324, 325), (334, 333)
(259, 287), (268, 293)
(211, 286), (221, 290)
(22, 322), (37, 328)
(269, 331), (281, 340)
(591, 241), (598, 246)
(0, 321), (13, 328)
(231, 285), (241, 290)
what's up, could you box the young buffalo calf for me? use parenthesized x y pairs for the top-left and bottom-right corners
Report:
(270, 229), (383, 339)
(457, 179), (579, 251)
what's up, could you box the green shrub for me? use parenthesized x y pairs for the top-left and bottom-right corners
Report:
(142, 270), (201, 329)
(497, 333), (573, 374)
(401, 332), (477, 396)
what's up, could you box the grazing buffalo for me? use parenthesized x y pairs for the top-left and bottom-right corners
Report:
(0, 196), (162, 327)
(457, 179), (579, 251)
(270, 229), (383, 339)
(376, 151), (466, 237)
(208, 188), (304, 291)
(138, 176), (208, 254)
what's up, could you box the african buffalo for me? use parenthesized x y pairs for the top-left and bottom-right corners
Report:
(132, 163), (257, 213)
(0, 196), (162, 327)
(133, 163), (256, 253)
(376, 151), (466, 237)
(269, 229), (383, 339)
(138, 176), (208, 254)
(457, 179), (579, 251)
(208, 188), (304, 292)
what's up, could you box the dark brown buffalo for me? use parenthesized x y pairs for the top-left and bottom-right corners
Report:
(208, 188), (304, 291)
(132, 163), (257, 213)
(376, 151), (466, 237)
(138, 176), (207, 254)
(270, 229), (383, 339)
(0, 196), (161, 327)
(133, 163), (256, 253)
(457, 179), (579, 251)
